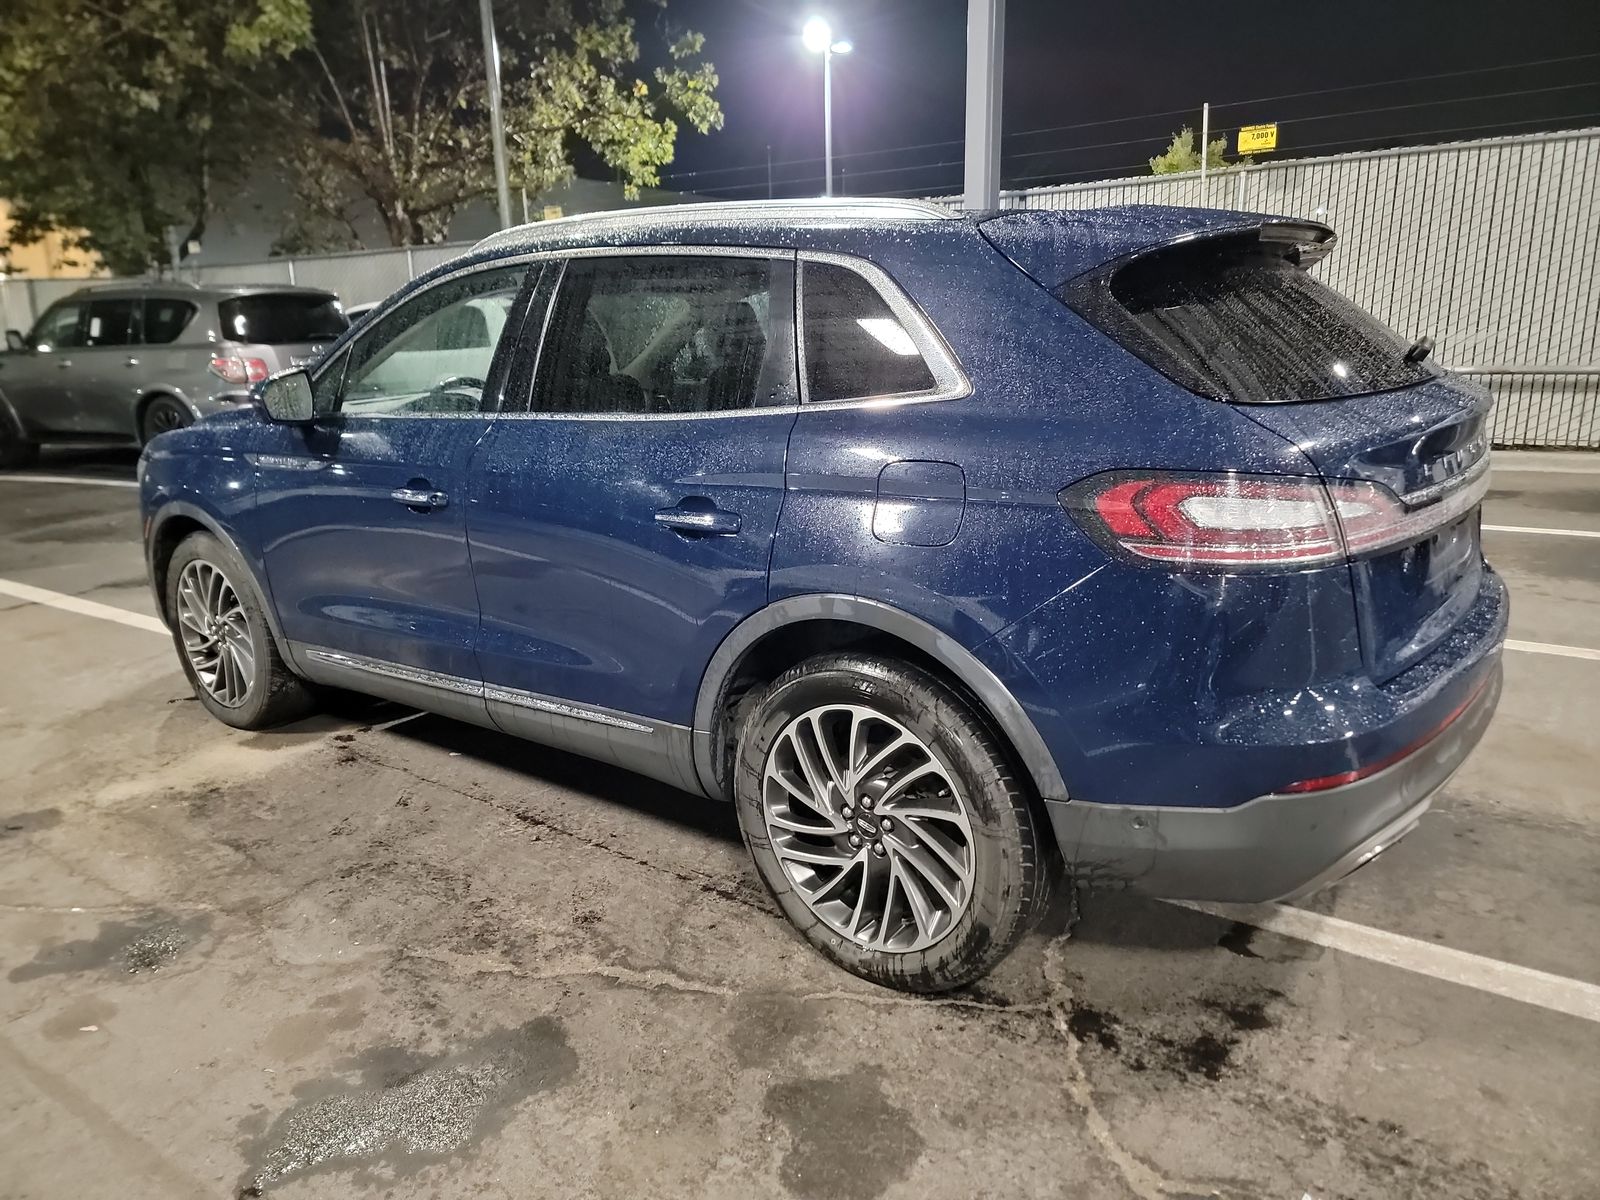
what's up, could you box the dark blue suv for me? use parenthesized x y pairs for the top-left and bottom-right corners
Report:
(139, 199), (1506, 992)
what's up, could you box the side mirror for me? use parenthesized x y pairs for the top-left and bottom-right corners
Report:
(257, 369), (314, 423)
(5, 330), (25, 352)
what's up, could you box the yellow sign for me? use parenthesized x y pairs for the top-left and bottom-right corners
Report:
(542, 205), (564, 220)
(1238, 124), (1278, 154)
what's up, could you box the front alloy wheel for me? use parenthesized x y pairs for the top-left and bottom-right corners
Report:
(174, 559), (256, 707)
(762, 704), (976, 952)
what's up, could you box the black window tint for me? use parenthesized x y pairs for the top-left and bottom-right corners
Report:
(338, 265), (526, 415)
(535, 256), (788, 415)
(1069, 234), (1433, 405)
(142, 298), (197, 344)
(29, 301), (85, 350)
(802, 262), (935, 403)
(218, 293), (347, 344)
(84, 298), (137, 347)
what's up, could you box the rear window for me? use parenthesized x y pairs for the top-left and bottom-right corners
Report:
(143, 298), (197, 344)
(218, 293), (347, 345)
(1063, 232), (1434, 405)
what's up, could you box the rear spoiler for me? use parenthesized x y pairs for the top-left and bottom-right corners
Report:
(978, 207), (1336, 291)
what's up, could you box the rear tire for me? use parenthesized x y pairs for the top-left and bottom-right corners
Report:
(0, 404), (39, 469)
(733, 652), (1053, 993)
(165, 531), (315, 729)
(140, 395), (193, 444)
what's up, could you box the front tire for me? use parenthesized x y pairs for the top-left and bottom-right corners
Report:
(0, 404), (40, 469)
(733, 652), (1052, 993)
(165, 531), (315, 729)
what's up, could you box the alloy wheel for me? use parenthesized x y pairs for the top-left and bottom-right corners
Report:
(174, 560), (255, 707)
(761, 704), (976, 952)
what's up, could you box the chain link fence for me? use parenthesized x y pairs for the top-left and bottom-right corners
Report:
(4, 127), (1596, 448)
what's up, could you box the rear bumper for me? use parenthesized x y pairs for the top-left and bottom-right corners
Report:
(1044, 656), (1502, 902)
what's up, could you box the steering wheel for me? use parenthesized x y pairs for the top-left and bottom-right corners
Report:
(431, 375), (485, 394)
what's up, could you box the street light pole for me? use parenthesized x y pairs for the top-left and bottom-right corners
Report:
(479, 0), (513, 230)
(803, 18), (852, 199)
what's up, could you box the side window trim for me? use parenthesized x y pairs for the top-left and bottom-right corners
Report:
(310, 257), (541, 419)
(796, 251), (969, 407)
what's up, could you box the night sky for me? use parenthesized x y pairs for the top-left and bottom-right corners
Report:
(655, 0), (1600, 199)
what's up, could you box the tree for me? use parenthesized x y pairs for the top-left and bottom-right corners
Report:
(246, 0), (723, 250)
(1149, 126), (1230, 175)
(0, 0), (308, 274)
(0, 0), (721, 269)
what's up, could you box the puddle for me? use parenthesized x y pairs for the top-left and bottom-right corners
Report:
(763, 1066), (925, 1200)
(1, 809), (63, 836)
(8, 912), (208, 982)
(242, 1016), (576, 1194)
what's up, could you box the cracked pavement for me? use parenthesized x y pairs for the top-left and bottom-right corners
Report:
(2, 449), (1598, 1199)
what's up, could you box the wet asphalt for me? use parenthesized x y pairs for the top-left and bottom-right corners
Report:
(1, 446), (1597, 1199)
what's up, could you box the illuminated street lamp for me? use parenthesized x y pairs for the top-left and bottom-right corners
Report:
(802, 18), (853, 197)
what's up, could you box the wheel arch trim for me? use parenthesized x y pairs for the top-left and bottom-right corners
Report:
(146, 501), (287, 646)
(691, 594), (1068, 804)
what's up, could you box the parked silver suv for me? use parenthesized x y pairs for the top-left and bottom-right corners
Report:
(0, 281), (348, 466)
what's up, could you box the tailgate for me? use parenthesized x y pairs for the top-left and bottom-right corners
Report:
(1242, 376), (1492, 681)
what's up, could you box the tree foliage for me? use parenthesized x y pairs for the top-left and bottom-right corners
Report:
(1149, 126), (1230, 175)
(0, 0), (721, 271)
(0, 0), (306, 273)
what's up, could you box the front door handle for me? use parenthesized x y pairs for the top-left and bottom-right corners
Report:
(125, 356), (140, 367)
(390, 487), (448, 511)
(654, 504), (741, 536)
(57, 358), (73, 370)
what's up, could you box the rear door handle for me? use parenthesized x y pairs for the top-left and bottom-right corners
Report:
(654, 505), (741, 536)
(125, 356), (140, 367)
(391, 487), (449, 511)
(57, 358), (73, 370)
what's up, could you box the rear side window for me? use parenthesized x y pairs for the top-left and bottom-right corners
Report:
(142, 299), (197, 344)
(802, 261), (937, 403)
(534, 255), (793, 415)
(218, 293), (347, 344)
(1065, 233), (1433, 405)
(84, 297), (137, 346)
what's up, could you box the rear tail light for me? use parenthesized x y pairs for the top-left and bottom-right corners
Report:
(208, 356), (269, 385)
(1061, 461), (1489, 571)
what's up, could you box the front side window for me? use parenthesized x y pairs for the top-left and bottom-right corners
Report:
(335, 265), (527, 416)
(142, 298), (197, 345)
(801, 261), (937, 403)
(28, 301), (85, 351)
(84, 297), (137, 347)
(533, 255), (792, 415)
(219, 293), (348, 345)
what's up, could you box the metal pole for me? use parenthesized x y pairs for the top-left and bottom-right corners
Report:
(479, 0), (513, 229)
(766, 145), (773, 199)
(963, 0), (1004, 210)
(1199, 101), (1210, 201)
(823, 49), (834, 197)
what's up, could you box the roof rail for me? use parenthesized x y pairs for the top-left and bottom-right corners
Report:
(472, 196), (957, 253)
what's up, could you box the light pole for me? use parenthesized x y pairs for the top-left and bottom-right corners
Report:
(479, 0), (513, 230)
(802, 18), (852, 197)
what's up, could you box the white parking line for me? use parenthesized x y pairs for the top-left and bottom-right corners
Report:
(0, 578), (166, 634)
(7, 573), (1600, 1019)
(1178, 901), (1600, 1024)
(0, 474), (138, 488)
(1484, 524), (1600, 539)
(1505, 638), (1600, 661)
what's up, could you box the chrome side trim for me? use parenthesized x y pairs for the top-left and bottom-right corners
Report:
(304, 648), (482, 696)
(483, 686), (653, 733)
(796, 250), (971, 407)
(301, 646), (656, 732)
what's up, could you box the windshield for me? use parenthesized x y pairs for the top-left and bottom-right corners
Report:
(219, 294), (347, 345)
(1063, 232), (1435, 405)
